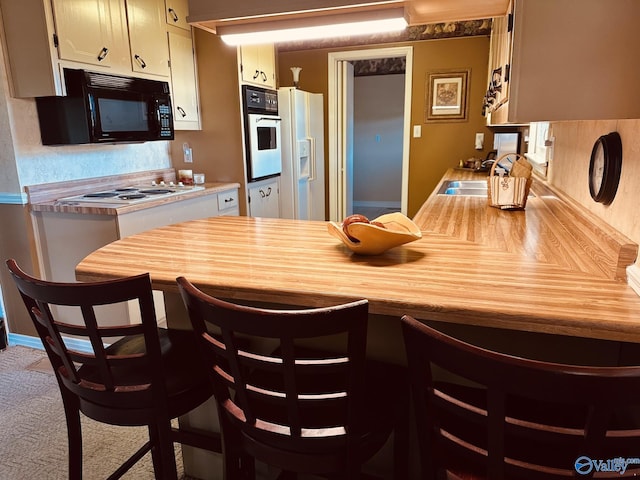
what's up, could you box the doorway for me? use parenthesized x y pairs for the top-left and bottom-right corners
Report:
(327, 46), (413, 221)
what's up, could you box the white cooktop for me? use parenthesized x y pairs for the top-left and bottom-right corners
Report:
(56, 184), (205, 205)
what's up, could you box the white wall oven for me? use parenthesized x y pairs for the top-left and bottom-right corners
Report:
(242, 85), (282, 182)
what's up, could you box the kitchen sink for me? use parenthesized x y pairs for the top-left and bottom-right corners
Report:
(436, 180), (488, 196)
(437, 179), (535, 198)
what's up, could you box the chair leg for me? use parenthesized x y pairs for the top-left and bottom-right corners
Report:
(219, 412), (254, 480)
(61, 390), (83, 480)
(393, 383), (411, 480)
(149, 420), (179, 480)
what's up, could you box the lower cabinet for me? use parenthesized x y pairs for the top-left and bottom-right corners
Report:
(32, 188), (239, 326)
(248, 177), (280, 218)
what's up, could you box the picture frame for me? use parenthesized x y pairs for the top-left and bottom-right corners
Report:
(425, 70), (470, 122)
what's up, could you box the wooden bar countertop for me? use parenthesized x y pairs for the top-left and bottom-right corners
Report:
(76, 173), (640, 343)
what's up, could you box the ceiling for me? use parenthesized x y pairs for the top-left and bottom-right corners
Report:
(406, 0), (509, 24)
(187, 0), (510, 32)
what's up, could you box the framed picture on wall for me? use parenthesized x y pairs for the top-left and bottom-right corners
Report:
(425, 70), (470, 122)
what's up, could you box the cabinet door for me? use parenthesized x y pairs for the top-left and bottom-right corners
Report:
(51, 0), (124, 68)
(484, 12), (511, 119)
(248, 179), (280, 218)
(217, 189), (240, 215)
(168, 28), (200, 130)
(126, 0), (170, 76)
(165, 0), (190, 30)
(240, 44), (276, 88)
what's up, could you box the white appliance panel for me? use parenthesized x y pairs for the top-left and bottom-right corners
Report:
(247, 113), (282, 180)
(277, 87), (325, 221)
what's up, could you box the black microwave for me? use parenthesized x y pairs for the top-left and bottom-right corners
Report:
(36, 69), (174, 145)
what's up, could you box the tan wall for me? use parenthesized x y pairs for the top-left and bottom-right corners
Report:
(170, 28), (248, 214)
(549, 119), (640, 264)
(0, 204), (38, 336)
(277, 36), (492, 217)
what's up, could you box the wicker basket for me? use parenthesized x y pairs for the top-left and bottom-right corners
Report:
(487, 153), (533, 210)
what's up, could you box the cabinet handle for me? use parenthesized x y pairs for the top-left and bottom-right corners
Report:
(177, 106), (187, 118)
(253, 70), (260, 80)
(261, 71), (267, 82)
(259, 189), (266, 198)
(97, 47), (109, 62)
(266, 187), (272, 196)
(224, 197), (234, 203)
(134, 54), (147, 69)
(168, 8), (179, 23)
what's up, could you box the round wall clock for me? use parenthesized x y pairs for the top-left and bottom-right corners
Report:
(589, 131), (622, 205)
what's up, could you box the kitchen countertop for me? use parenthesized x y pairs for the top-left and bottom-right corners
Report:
(25, 168), (239, 216)
(75, 201), (640, 344)
(414, 169), (638, 281)
(29, 182), (240, 216)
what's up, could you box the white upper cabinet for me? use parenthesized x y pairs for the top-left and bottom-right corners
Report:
(165, 0), (190, 30)
(126, 0), (170, 77)
(239, 44), (276, 89)
(168, 27), (200, 130)
(51, 0), (129, 69)
(0, 0), (174, 97)
(485, 0), (640, 124)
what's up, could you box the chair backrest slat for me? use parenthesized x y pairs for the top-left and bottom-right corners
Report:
(401, 314), (640, 480)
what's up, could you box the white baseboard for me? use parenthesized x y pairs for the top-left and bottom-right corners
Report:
(627, 264), (640, 297)
(8, 333), (94, 353)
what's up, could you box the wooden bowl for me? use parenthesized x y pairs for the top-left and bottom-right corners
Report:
(327, 212), (423, 255)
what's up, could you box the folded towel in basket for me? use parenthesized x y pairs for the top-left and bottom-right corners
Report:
(489, 175), (527, 209)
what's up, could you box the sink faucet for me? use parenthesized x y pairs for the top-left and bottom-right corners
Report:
(481, 159), (496, 168)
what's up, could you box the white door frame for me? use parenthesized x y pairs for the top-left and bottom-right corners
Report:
(327, 46), (413, 221)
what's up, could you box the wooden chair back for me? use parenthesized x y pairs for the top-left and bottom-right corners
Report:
(401, 314), (640, 480)
(177, 275), (375, 475)
(7, 259), (167, 417)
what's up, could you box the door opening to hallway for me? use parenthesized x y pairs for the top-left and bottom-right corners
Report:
(328, 47), (413, 221)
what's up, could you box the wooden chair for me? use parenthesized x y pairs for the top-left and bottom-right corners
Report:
(401, 314), (640, 480)
(177, 275), (409, 479)
(6, 259), (221, 480)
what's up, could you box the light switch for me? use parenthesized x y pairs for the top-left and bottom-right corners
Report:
(183, 142), (193, 163)
(413, 125), (422, 138)
(475, 133), (484, 150)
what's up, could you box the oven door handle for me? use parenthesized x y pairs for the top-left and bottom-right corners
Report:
(256, 117), (281, 123)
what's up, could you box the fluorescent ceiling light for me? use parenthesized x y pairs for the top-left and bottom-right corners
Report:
(219, 8), (407, 46)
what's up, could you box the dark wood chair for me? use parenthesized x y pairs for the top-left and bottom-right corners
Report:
(177, 275), (409, 479)
(401, 314), (640, 480)
(6, 259), (221, 480)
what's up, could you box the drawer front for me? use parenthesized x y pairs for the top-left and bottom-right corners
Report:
(217, 190), (239, 211)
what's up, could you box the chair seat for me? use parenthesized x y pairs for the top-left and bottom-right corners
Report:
(77, 328), (212, 422)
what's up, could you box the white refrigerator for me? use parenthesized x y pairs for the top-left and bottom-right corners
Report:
(277, 87), (325, 220)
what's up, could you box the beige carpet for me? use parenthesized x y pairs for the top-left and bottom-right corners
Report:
(0, 345), (197, 479)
